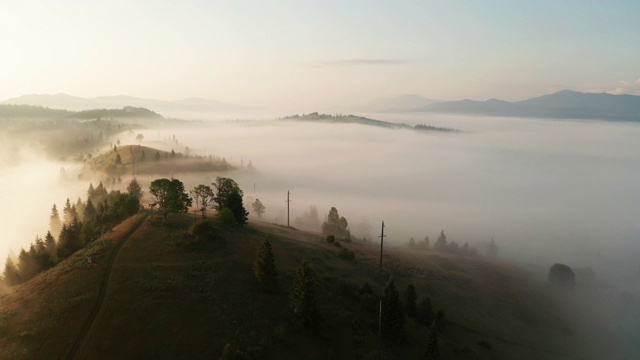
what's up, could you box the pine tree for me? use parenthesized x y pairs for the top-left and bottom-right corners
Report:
(404, 284), (418, 318)
(381, 277), (405, 342)
(115, 153), (122, 165)
(83, 199), (97, 222)
(50, 204), (62, 236)
(62, 198), (73, 225)
(417, 296), (435, 326)
(253, 238), (278, 293)
(434, 230), (447, 251)
(425, 328), (439, 360)
(44, 231), (57, 263)
(290, 261), (320, 330)
(2, 257), (20, 286)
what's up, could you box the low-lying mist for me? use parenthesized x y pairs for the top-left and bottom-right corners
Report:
(134, 114), (640, 275)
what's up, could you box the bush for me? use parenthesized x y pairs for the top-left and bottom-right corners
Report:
(338, 248), (355, 261)
(548, 263), (576, 289)
(189, 218), (217, 242)
(217, 208), (237, 227)
(325, 235), (335, 244)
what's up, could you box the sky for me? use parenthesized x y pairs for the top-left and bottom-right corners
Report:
(1, 0), (639, 109)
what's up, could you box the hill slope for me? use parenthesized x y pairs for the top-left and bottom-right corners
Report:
(0, 213), (590, 359)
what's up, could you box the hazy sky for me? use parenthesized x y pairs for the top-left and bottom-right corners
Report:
(1, 1), (639, 108)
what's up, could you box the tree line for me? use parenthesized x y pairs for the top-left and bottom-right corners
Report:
(2, 179), (143, 287)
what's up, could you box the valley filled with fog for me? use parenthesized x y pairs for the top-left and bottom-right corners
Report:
(3, 114), (640, 281)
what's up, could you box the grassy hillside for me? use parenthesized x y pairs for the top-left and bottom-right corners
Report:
(85, 145), (232, 177)
(0, 213), (587, 359)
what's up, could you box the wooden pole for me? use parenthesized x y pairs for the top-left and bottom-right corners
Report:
(379, 221), (385, 271)
(286, 191), (291, 227)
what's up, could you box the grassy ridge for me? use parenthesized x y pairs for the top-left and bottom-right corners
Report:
(0, 214), (583, 359)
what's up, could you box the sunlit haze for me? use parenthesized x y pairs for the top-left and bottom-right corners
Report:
(1, 1), (639, 110)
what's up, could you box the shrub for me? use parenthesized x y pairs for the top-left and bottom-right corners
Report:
(325, 235), (335, 244)
(548, 263), (576, 289)
(338, 248), (355, 261)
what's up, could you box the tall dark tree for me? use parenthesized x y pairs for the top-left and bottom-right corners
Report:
(44, 230), (57, 263)
(227, 189), (249, 225)
(381, 277), (405, 343)
(83, 199), (97, 222)
(253, 238), (278, 293)
(425, 328), (439, 360)
(417, 296), (435, 326)
(154, 150), (161, 161)
(149, 178), (192, 222)
(49, 204), (62, 236)
(127, 178), (143, 200)
(404, 284), (418, 318)
(212, 177), (242, 211)
(115, 153), (122, 165)
(487, 238), (498, 258)
(290, 261), (320, 330)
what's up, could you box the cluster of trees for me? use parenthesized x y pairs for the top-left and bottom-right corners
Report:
(2, 179), (142, 287)
(149, 176), (248, 226)
(407, 230), (481, 257)
(321, 207), (350, 242)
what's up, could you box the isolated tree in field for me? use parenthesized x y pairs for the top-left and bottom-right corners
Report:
(127, 178), (143, 200)
(404, 284), (418, 318)
(381, 277), (405, 342)
(254, 238), (278, 293)
(154, 150), (161, 161)
(252, 198), (266, 218)
(290, 261), (320, 330)
(136, 133), (144, 143)
(190, 184), (214, 218)
(115, 153), (122, 165)
(434, 230), (447, 252)
(321, 207), (350, 241)
(149, 178), (192, 222)
(49, 204), (62, 236)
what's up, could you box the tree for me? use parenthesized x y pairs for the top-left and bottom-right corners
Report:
(49, 204), (62, 236)
(62, 198), (75, 225)
(190, 184), (214, 218)
(149, 178), (192, 223)
(212, 177), (242, 211)
(434, 230), (447, 252)
(381, 277), (405, 342)
(404, 284), (418, 318)
(252, 198), (266, 218)
(321, 207), (350, 241)
(127, 178), (143, 200)
(548, 263), (575, 289)
(425, 328), (439, 360)
(2, 257), (20, 286)
(290, 261), (320, 330)
(115, 153), (122, 165)
(154, 150), (161, 161)
(83, 199), (97, 222)
(417, 296), (435, 326)
(487, 238), (498, 258)
(254, 238), (278, 293)
(227, 189), (249, 225)
(136, 133), (144, 143)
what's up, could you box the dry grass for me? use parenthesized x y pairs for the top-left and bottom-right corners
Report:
(1, 214), (586, 359)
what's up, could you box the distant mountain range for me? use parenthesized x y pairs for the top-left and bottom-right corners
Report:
(1, 93), (248, 115)
(355, 90), (640, 121)
(413, 90), (640, 121)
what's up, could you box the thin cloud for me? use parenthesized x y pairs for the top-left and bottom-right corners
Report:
(308, 58), (412, 67)
(607, 78), (640, 95)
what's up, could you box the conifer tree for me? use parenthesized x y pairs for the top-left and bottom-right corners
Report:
(62, 198), (73, 225)
(44, 231), (57, 263)
(253, 238), (278, 293)
(2, 257), (20, 286)
(50, 204), (62, 236)
(83, 199), (97, 222)
(115, 153), (122, 165)
(425, 328), (439, 360)
(417, 296), (435, 326)
(290, 261), (320, 330)
(381, 277), (405, 342)
(404, 284), (418, 318)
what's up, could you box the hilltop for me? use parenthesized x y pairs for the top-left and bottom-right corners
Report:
(0, 211), (590, 359)
(282, 113), (458, 132)
(84, 145), (233, 178)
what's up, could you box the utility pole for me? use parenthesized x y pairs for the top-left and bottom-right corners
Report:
(286, 191), (291, 227)
(379, 221), (386, 272)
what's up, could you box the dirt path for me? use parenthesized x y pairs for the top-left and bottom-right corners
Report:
(66, 213), (149, 360)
